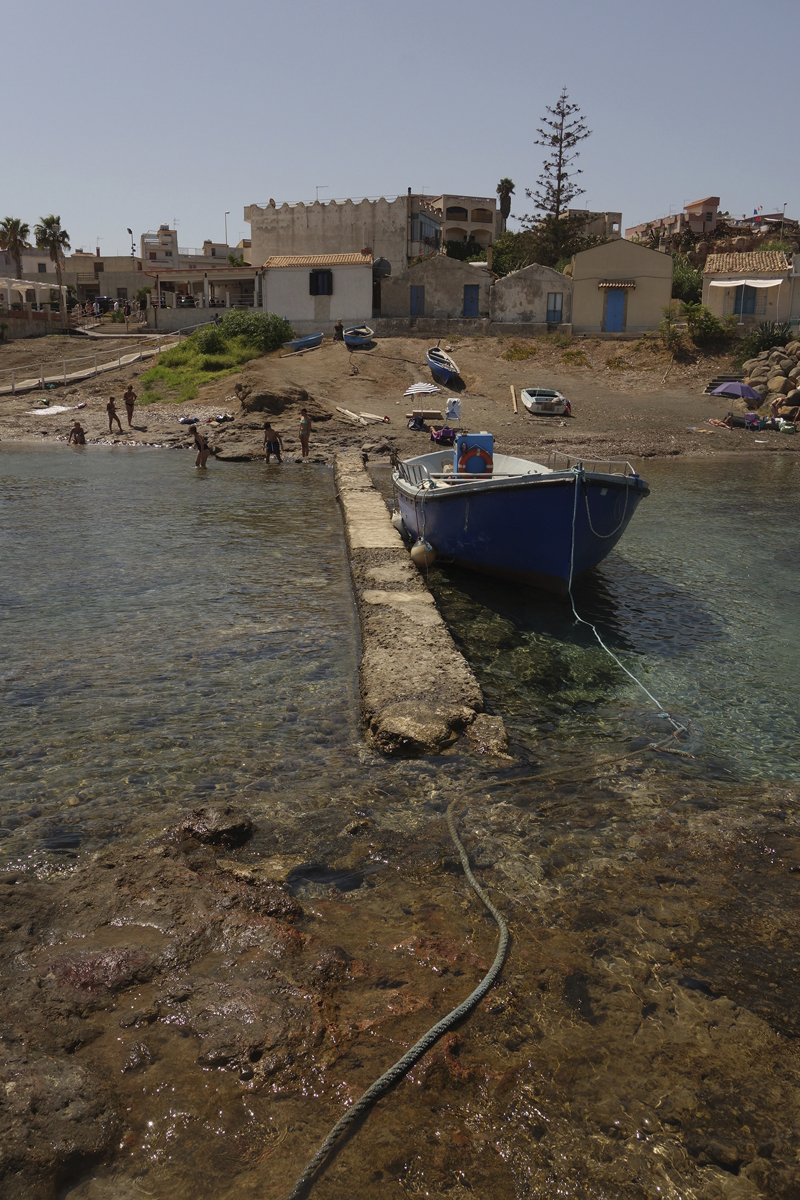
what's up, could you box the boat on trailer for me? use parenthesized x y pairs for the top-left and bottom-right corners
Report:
(283, 332), (324, 353)
(343, 325), (374, 348)
(520, 387), (571, 416)
(392, 432), (649, 596)
(426, 346), (460, 384)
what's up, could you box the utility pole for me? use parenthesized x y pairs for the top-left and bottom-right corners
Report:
(224, 211), (230, 247)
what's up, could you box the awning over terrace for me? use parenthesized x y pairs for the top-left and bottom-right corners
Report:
(707, 278), (784, 287)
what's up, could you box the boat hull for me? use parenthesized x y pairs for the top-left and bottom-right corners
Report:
(343, 326), (374, 347)
(284, 333), (323, 352)
(426, 350), (459, 384)
(395, 471), (648, 595)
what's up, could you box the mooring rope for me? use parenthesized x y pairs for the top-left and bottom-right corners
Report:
(283, 800), (509, 1200)
(568, 467), (688, 737)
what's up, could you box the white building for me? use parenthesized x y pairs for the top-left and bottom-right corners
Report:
(262, 252), (373, 332)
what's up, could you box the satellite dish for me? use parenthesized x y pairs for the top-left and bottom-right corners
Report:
(372, 257), (391, 278)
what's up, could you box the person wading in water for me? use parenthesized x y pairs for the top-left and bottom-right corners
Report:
(263, 421), (284, 463)
(193, 425), (210, 468)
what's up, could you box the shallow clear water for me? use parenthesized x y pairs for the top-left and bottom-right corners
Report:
(420, 455), (800, 783)
(2, 445), (800, 1200)
(0, 445), (364, 860)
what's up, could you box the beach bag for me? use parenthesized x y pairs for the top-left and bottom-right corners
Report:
(407, 415), (424, 431)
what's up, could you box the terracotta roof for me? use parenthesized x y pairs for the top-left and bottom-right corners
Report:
(263, 252), (372, 269)
(704, 251), (790, 274)
(598, 279), (636, 288)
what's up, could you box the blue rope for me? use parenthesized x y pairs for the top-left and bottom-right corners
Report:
(283, 800), (509, 1200)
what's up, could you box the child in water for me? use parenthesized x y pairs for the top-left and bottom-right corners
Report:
(263, 421), (284, 463)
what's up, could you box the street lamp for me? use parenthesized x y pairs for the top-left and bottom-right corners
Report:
(127, 228), (135, 259)
(224, 211), (230, 247)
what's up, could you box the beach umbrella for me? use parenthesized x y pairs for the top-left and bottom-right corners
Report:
(711, 381), (762, 400)
(404, 381), (441, 396)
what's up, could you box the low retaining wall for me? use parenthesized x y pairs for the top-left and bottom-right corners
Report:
(0, 310), (68, 340)
(334, 450), (485, 755)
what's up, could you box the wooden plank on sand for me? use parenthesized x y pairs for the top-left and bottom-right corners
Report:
(510, 384), (517, 414)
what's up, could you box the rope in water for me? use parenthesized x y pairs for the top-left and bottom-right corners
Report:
(568, 467), (688, 738)
(283, 799), (509, 1200)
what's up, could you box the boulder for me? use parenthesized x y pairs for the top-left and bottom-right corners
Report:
(174, 803), (254, 848)
(243, 385), (311, 415)
(788, 365), (800, 381)
(767, 376), (790, 394)
(785, 341), (800, 354)
(785, 388), (800, 403)
(467, 713), (509, 756)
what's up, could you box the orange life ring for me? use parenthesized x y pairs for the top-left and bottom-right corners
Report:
(458, 446), (493, 474)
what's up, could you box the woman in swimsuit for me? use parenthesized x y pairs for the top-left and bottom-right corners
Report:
(68, 421), (86, 445)
(263, 421), (284, 463)
(299, 408), (312, 458)
(123, 384), (136, 427)
(193, 425), (210, 468)
(106, 396), (123, 433)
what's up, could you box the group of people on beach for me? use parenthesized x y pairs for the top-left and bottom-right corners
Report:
(66, 390), (313, 467)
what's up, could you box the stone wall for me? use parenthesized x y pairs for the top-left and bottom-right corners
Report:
(0, 309), (66, 340)
(245, 198), (409, 275)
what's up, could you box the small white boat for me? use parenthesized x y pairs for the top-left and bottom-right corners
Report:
(521, 387), (571, 416)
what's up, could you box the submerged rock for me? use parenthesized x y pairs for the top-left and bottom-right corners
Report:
(467, 713), (509, 756)
(173, 802), (254, 848)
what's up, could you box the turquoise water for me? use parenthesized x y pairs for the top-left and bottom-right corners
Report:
(0, 445), (363, 860)
(412, 454), (800, 783)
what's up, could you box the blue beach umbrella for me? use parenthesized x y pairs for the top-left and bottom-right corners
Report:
(711, 381), (762, 400)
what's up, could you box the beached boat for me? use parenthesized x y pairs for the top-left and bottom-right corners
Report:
(392, 433), (649, 595)
(343, 325), (374, 347)
(283, 332), (324, 353)
(426, 346), (460, 384)
(520, 387), (571, 416)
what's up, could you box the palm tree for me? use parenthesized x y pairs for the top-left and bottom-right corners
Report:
(496, 179), (515, 233)
(0, 216), (31, 279)
(34, 215), (70, 326)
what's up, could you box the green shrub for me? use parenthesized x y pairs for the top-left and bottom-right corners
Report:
(733, 321), (793, 367)
(682, 302), (736, 351)
(562, 349), (589, 366)
(605, 355), (627, 370)
(501, 341), (537, 361)
(218, 310), (294, 352)
(194, 325), (227, 354)
(671, 254), (703, 304)
(198, 355), (229, 372)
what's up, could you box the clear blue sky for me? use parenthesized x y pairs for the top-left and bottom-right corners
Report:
(5, 0), (798, 255)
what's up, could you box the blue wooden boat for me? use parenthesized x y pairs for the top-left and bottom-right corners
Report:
(426, 345), (460, 384)
(283, 332), (324, 353)
(392, 434), (649, 596)
(343, 325), (374, 348)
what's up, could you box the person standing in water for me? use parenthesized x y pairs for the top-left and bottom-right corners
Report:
(299, 408), (312, 458)
(106, 396), (123, 433)
(122, 384), (136, 427)
(263, 421), (284, 463)
(193, 424), (210, 468)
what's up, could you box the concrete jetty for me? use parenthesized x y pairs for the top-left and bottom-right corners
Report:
(334, 450), (485, 755)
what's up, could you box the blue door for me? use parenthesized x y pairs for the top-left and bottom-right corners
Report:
(410, 286), (425, 316)
(463, 284), (479, 317)
(605, 288), (625, 332)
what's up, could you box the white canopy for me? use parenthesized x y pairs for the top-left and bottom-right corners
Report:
(708, 277), (783, 288)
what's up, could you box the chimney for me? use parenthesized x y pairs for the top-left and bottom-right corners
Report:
(96, 247), (100, 257)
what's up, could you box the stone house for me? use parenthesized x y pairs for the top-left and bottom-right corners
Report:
(571, 240), (673, 334)
(379, 255), (493, 320)
(244, 194), (441, 279)
(701, 251), (793, 325)
(490, 263), (572, 327)
(626, 196), (720, 243)
(261, 252), (373, 331)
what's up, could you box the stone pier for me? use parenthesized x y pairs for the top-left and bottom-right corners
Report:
(334, 451), (484, 755)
